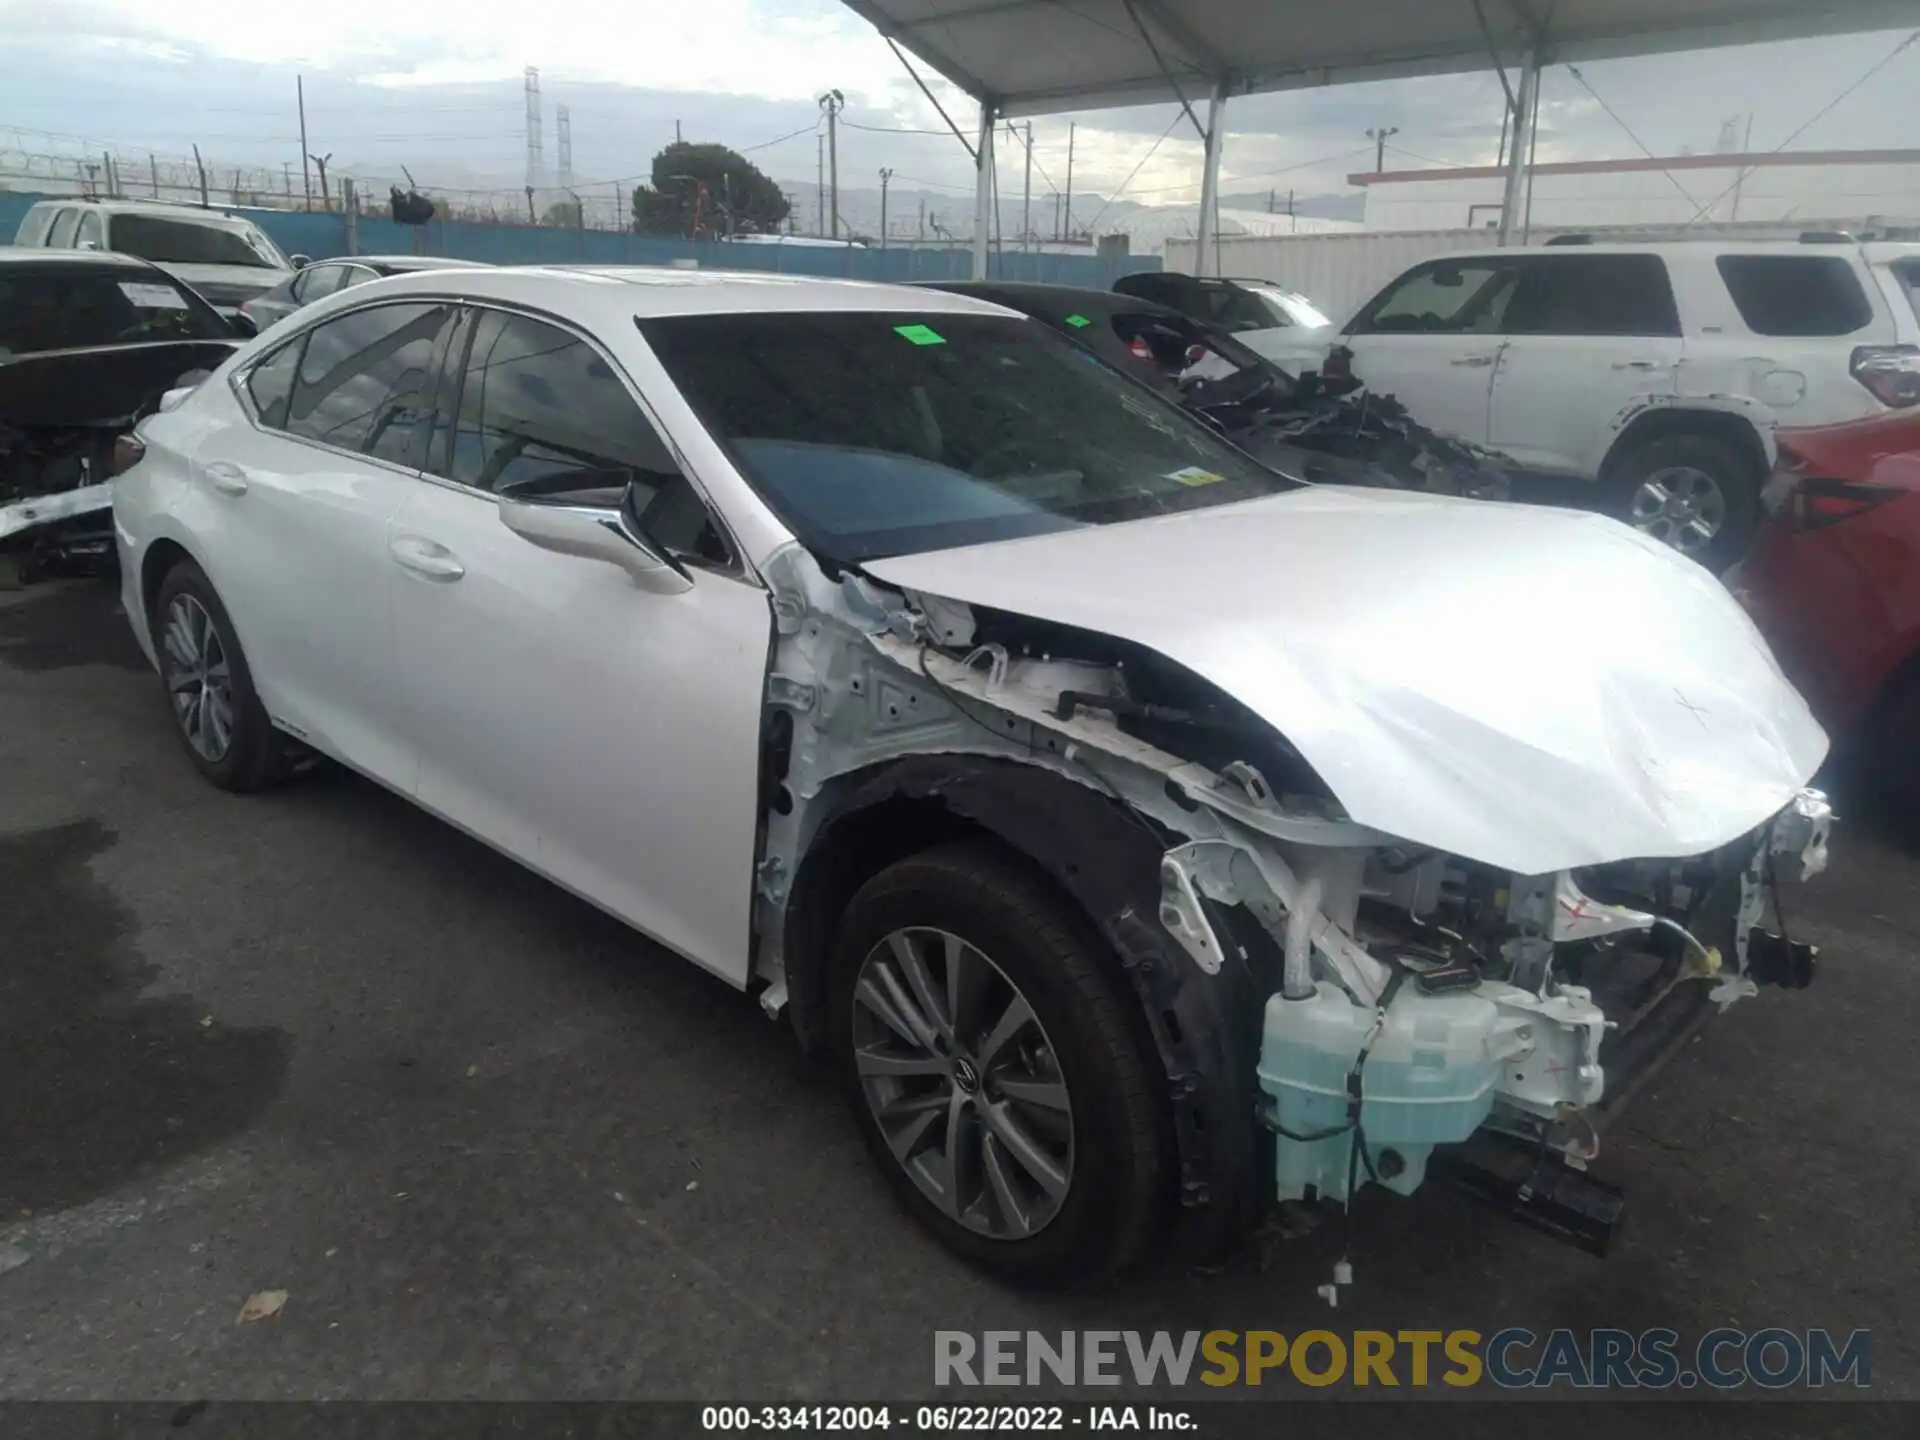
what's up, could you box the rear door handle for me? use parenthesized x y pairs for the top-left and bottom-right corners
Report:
(201, 461), (250, 496)
(1612, 360), (1663, 371)
(389, 534), (465, 582)
(1450, 355), (1496, 368)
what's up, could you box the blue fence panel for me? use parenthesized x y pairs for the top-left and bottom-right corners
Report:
(2, 190), (1159, 289)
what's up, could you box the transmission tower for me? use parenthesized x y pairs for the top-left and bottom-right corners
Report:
(556, 104), (573, 191)
(524, 66), (544, 192)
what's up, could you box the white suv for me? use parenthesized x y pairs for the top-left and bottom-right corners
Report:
(1244, 241), (1920, 568)
(14, 198), (295, 316)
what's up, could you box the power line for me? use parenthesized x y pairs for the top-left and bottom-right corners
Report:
(1081, 112), (1182, 233)
(738, 121), (822, 153)
(1683, 27), (1920, 225)
(1563, 64), (1705, 209)
(840, 119), (952, 136)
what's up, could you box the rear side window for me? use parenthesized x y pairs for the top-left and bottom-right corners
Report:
(0, 266), (230, 354)
(1889, 260), (1920, 324)
(1505, 254), (1679, 337)
(1717, 255), (1873, 337)
(1199, 283), (1278, 333)
(14, 205), (57, 246)
(1354, 259), (1523, 335)
(46, 209), (81, 248)
(286, 302), (453, 464)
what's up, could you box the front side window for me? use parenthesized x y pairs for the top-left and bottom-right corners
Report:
(1716, 255), (1874, 337)
(0, 265), (231, 355)
(76, 212), (106, 250)
(1355, 260), (1522, 335)
(641, 311), (1299, 563)
(106, 215), (288, 269)
(1504, 255), (1680, 337)
(437, 309), (726, 562)
(285, 302), (453, 464)
(1200, 282), (1280, 333)
(46, 209), (81, 248)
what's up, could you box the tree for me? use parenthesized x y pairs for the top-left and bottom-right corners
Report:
(631, 141), (790, 238)
(542, 198), (583, 228)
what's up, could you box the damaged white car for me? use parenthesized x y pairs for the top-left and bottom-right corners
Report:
(114, 268), (1834, 1287)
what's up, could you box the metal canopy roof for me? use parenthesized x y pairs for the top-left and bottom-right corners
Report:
(840, 0), (1920, 115)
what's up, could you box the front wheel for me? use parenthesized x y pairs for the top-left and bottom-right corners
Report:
(1605, 432), (1761, 573)
(829, 841), (1169, 1287)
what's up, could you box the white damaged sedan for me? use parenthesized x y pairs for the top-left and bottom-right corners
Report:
(114, 267), (1834, 1287)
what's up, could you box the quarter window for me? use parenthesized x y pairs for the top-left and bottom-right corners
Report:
(1355, 260), (1522, 334)
(285, 302), (453, 464)
(1716, 255), (1874, 337)
(1504, 255), (1680, 337)
(244, 343), (300, 429)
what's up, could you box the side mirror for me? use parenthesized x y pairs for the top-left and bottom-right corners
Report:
(496, 489), (692, 594)
(229, 311), (258, 338)
(291, 254), (312, 269)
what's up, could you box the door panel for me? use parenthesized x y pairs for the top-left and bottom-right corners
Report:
(1487, 254), (1684, 476)
(1343, 257), (1527, 447)
(193, 301), (456, 785)
(387, 307), (771, 980)
(387, 481), (771, 980)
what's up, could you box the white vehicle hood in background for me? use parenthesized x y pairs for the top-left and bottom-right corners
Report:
(865, 487), (1828, 875)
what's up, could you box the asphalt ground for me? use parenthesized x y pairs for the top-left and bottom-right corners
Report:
(1, 577), (1915, 1413)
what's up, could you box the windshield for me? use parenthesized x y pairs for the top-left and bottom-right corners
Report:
(0, 265), (231, 356)
(640, 311), (1298, 563)
(107, 214), (288, 269)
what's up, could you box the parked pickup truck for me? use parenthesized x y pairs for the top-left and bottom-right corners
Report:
(1243, 240), (1920, 570)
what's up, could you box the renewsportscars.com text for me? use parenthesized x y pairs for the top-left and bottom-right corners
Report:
(934, 1328), (1872, 1390)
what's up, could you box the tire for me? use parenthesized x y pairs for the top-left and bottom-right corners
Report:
(1604, 431), (1761, 573)
(829, 840), (1169, 1288)
(150, 559), (295, 792)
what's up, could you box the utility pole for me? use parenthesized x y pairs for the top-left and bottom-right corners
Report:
(297, 74), (312, 210)
(1367, 125), (1400, 174)
(818, 89), (844, 238)
(191, 144), (209, 207)
(310, 153), (331, 211)
(675, 119), (682, 144)
(1268, 188), (1275, 213)
(1020, 123), (1033, 249)
(918, 197), (926, 241)
(816, 133), (825, 236)
(878, 167), (892, 247)
(149, 154), (159, 199)
(1062, 121), (1075, 242)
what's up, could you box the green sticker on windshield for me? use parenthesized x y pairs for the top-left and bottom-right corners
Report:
(894, 323), (947, 346)
(1064, 313), (1092, 328)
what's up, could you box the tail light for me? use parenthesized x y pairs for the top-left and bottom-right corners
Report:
(109, 434), (146, 477)
(1850, 345), (1920, 408)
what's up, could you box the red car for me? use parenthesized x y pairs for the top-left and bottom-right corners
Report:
(1734, 411), (1920, 805)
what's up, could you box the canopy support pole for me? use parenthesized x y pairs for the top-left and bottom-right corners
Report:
(1193, 79), (1228, 276)
(1496, 47), (1540, 246)
(973, 99), (997, 279)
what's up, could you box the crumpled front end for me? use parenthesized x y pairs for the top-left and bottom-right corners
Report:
(755, 540), (1838, 1264)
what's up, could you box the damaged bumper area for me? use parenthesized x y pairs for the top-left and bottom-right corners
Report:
(1163, 789), (1831, 1214)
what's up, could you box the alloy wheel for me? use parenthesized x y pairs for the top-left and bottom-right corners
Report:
(161, 594), (235, 762)
(1628, 465), (1727, 554)
(851, 927), (1075, 1239)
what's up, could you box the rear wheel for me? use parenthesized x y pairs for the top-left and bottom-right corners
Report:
(1605, 432), (1760, 572)
(829, 840), (1168, 1287)
(151, 560), (296, 792)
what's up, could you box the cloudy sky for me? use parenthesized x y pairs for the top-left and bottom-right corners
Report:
(1, 0), (1916, 223)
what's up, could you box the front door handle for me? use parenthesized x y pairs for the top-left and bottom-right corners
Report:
(201, 461), (250, 496)
(1612, 360), (1663, 371)
(389, 534), (465, 582)
(1450, 354), (1497, 368)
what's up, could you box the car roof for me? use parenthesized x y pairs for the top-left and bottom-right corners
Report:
(0, 244), (166, 272)
(25, 197), (262, 228)
(1423, 240), (1906, 261)
(338, 255), (493, 272)
(341, 265), (1025, 321)
(923, 279), (1181, 320)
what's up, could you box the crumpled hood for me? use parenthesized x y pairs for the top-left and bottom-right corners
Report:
(864, 486), (1828, 874)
